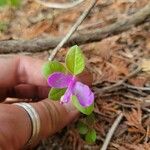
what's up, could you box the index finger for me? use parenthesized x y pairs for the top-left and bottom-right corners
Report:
(0, 55), (47, 88)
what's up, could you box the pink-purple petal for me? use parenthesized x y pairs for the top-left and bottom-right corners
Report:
(60, 88), (72, 104)
(73, 82), (94, 107)
(47, 72), (73, 88)
(60, 76), (76, 104)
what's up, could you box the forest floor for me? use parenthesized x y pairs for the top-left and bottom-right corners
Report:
(0, 0), (150, 150)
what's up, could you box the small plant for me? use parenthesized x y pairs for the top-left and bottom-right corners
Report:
(77, 113), (96, 144)
(42, 45), (96, 143)
(0, 0), (21, 8)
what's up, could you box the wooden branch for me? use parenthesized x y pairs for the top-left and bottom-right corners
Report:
(35, 0), (85, 9)
(48, 0), (97, 61)
(0, 2), (150, 54)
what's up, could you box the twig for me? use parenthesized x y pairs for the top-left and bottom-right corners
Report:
(145, 126), (150, 143)
(122, 67), (142, 81)
(48, 0), (98, 61)
(123, 83), (150, 91)
(35, 0), (85, 9)
(142, 107), (150, 113)
(78, 20), (104, 30)
(127, 89), (147, 97)
(117, 94), (150, 113)
(1, 2), (150, 53)
(77, 2), (113, 30)
(100, 112), (123, 150)
(94, 66), (141, 93)
(119, 93), (144, 102)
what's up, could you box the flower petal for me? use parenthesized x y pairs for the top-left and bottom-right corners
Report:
(60, 88), (72, 104)
(48, 72), (73, 88)
(73, 82), (94, 107)
(60, 76), (76, 104)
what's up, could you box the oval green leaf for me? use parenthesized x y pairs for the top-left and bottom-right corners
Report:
(77, 121), (88, 135)
(65, 45), (85, 75)
(42, 61), (66, 78)
(72, 95), (94, 115)
(48, 88), (66, 101)
(85, 129), (96, 144)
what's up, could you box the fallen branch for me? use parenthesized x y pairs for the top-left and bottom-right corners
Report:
(48, 0), (98, 60)
(100, 112), (123, 150)
(35, 0), (85, 9)
(1, 2), (150, 53)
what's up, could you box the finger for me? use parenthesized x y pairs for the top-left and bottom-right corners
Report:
(0, 85), (49, 100)
(14, 85), (49, 99)
(0, 70), (93, 99)
(0, 55), (93, 88)
(31, 99), (79, 138)
(0, 103), (32, 149)
(2, 98), (32, 104)
(0, 100), (78, 149)
(0, 55), (47, 88)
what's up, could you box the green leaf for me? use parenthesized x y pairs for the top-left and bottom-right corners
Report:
(0, 0), (21, 7)
(85, 129), (96, 144)
(42, 61), (66, 78)
(48, 88), (66, 101)
(0, 0), (7, 6)
(72, 96), (94, 115)
(77, 121), (88, 135)
(65, 45), (85, 75)
(86, 113), (95, 125)
(10, 0), (21, 7)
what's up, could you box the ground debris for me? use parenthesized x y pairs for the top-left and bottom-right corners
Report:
(0, 0), (150, 149)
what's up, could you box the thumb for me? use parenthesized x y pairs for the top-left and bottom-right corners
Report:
(0, 99), (78, 150)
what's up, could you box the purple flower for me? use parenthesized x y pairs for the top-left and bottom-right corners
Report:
(47, 72), (94, 107)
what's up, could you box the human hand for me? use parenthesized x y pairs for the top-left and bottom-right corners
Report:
(0, 56), (92, 149)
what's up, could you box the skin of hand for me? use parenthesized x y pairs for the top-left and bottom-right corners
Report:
(0, 55), (93, 150)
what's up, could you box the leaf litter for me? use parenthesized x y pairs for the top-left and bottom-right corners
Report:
(0, 0), (150, 149)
